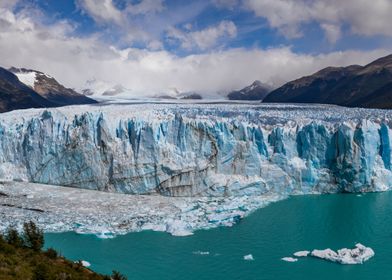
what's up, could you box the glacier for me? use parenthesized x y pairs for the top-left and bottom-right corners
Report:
(0, 103), (392, 196)
(1, 102), (392, 236)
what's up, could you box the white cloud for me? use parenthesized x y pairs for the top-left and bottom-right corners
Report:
(126, 0), (165, 15)
(167, 20), (237, 50)
(244, 0), (392, 40)
(77, 0), (165, 25)
(321, 23), (341, 44)
(77, 0), (124, 25)
(0, 4), (391, 97)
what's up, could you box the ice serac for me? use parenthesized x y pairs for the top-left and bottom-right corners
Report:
(0, 104), (392, 196)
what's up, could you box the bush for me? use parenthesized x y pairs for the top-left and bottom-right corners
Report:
(44, 247), (58, 259)
(33, 263), (50, 280)
(23, 221), (44, 251)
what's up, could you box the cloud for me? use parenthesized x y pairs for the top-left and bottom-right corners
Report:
(0, 3), (391, 97)
(167, 20), (237, 50)
(77, 0), (124, 25)
(77, 0), (165, 25)
(244, 0), (392, 40)
(321, 23), (341, 44)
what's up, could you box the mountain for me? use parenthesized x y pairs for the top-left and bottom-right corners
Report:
(0, 67), (55, 113)
(227, 80), (272, 101)
(263, 54), (392, 109)
(10, 68), (97, 106)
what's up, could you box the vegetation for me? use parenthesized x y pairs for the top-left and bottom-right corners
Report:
(0, 222), (127, 280)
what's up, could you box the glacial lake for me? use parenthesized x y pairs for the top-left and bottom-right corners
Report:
(45, 192), (392, 280)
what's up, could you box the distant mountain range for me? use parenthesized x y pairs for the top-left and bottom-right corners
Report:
(264, 54), (392, 109)
(227, 80), (272, 101)
(0, 67), (96, 113)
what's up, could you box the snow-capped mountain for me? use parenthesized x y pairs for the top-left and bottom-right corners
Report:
(9, 67), (97, 106)
(0, 67), (54, 113)
(227, 80), (273, 101)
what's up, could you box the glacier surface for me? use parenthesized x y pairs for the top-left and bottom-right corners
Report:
(0, 103), (392, 196)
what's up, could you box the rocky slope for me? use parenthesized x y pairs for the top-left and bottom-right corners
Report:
(264, 54), (392, 108)
(228, 80), (272, 101)
(9, 68), (97, 106)
(0, 67), (55, 113)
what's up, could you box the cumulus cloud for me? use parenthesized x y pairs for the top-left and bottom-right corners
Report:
(244, 0), (392, 41)
(77, 0), (165, 25)
(77, 0), (124, 25)
(167, 20), (237, 50)
(0, 3), (391, 97)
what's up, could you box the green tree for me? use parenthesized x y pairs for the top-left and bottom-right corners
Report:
(23, 221), (44, 251)
(5, 227), (24, 248)
(111, 270), (127, 280)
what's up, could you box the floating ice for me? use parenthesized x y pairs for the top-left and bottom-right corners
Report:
(0, 181), (282, 236)
(81, 261), (91, 267)
(193, 251), (210, 255)
(281, 257), (298, 262)
(243, 254), (254, 261)
(311, 243), (375, 264)
(293, 251), (310, 257)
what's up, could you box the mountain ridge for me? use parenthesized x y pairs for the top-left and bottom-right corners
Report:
(263, 54), (392, 109)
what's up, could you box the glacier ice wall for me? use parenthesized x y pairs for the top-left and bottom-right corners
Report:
(1, 103), (392, 196)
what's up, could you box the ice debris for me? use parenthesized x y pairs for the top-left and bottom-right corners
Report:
(243, 254), (254, 261)
(281, 257), (298, 262)
(0, 181), (283, 237)
(293, 251), (310, 257)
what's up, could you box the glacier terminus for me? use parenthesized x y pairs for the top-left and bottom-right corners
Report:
(1, 103), (392, 236)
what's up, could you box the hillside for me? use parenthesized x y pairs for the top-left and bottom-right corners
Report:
(264, 54), (392, 109)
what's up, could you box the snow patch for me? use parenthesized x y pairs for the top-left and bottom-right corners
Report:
(15, 72), (37, 88)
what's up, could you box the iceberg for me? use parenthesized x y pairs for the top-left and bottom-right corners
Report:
(311, 243), (375, 264)
(293, 251), (310, 257)
(0, 103), (391, 197)
(243, 254), (254, 261)
(281, 257), (298, 262)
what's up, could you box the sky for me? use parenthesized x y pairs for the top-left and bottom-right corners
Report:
(1, 0), (392, 96)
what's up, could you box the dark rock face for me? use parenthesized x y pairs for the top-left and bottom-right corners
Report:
(0, 67), (55, 113)
(264, 54), (392, 109)
(228, 80), (272, 101)
(180, 93), (203, 100)
(9, 68), (97, 106)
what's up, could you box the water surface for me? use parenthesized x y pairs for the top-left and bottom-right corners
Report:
(45, 192), (392, 280)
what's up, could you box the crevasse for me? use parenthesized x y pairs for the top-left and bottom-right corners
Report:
(0, 103), (392, 196)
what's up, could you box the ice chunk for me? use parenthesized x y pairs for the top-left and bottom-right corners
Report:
(293, 251), (310, 257)
(165, 220), (193, 237)
(281, 257), (298, 262)
(311, 243), (374, 264)
(193, 251), (210, 255)
(243, 254), (254, 261)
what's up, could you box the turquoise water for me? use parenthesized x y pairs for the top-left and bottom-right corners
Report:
(45, 192), (392, 280)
